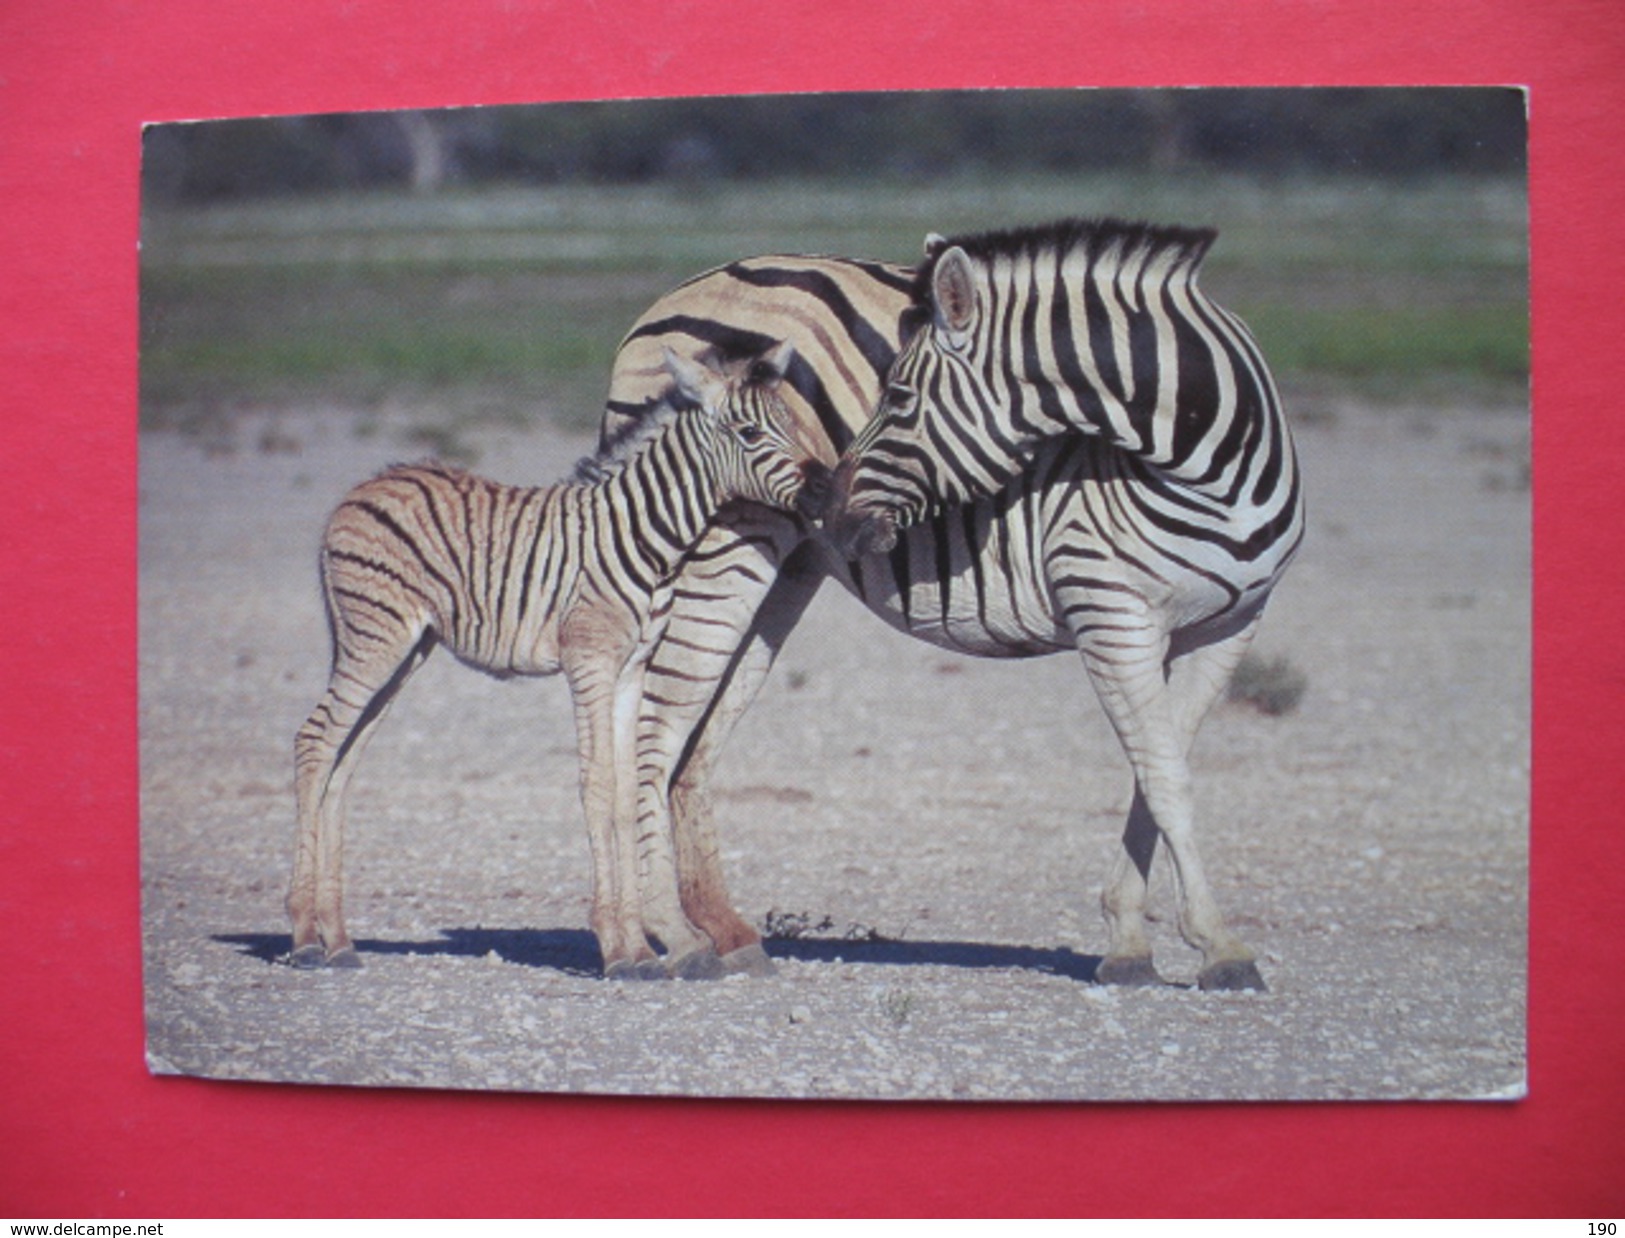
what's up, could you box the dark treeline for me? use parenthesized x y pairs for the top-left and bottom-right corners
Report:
(144, 87), (1527, 203)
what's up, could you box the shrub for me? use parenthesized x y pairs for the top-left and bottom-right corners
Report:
(1227, 653), (1309, 716)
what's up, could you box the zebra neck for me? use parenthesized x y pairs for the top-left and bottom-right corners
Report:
(592, 416), (724, 568)
(1015, 250), (1289, 497)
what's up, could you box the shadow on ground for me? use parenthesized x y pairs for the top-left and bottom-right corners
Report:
(766, 934), (1102, 981)
(214, 928), (605, 976)
(214, 929), (1104, 982)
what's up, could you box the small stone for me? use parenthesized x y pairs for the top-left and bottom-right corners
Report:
(788, 1004), (813, 1024)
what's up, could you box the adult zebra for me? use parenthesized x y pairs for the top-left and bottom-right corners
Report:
(825, 219), (1304, 990)
(607, 219), (1302, 990)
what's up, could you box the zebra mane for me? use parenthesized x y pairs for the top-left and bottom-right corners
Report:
(374, 458), (470, 485)
(915, 216), (1218, 297)
(571, 398), (685, 485)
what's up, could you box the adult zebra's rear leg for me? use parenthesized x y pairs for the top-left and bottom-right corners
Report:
(289, 628), (436, 968)
(1066, 596), (1267, 991)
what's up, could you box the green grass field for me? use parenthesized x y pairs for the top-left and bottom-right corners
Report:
(139, 172), (1528, 436)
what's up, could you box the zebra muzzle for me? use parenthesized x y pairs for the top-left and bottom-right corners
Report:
(822, 457), (899, 557)
(796, 461), (834, 522)
(841, 512), (896, 557)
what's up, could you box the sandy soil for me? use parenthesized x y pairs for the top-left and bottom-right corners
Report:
(139, 397), (1528, 1101)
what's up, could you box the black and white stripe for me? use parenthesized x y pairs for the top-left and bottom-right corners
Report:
(608, 219), (1302, 989)
(287, 345), (821, 978)
(831, 219), (1301, 551)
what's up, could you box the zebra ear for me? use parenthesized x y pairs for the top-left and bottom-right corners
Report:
(662, 346), (724, 411)
(931, 246), (977, 343)
(755, 339), (796, 385)
(923, 232), (948, 260)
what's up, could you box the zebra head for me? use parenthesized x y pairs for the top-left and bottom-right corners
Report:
(663, 341), (831, 521)
(826, 218), (1227, 558)
(824, 234), (1028, 557)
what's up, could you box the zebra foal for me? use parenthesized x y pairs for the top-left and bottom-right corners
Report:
(287, 343), (823, 978)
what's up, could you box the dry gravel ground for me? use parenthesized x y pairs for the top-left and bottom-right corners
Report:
(139, 398), (1528, 1102)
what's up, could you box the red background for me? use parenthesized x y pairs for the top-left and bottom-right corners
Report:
(2, 0), (1621, 1218)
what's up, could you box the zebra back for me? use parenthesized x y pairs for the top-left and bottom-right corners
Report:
(318, 345), (816, 679)
(607, 253), (918, 464)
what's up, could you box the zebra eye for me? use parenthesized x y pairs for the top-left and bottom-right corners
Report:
(731, 423), (768, 447)
(884, 383), (917, 413)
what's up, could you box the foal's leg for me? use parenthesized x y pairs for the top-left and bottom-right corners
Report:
(289, 631), (433, 968)
(567, 628), (720, 980)
(564, 642), (660, 979)
(614, 642), (722, 981)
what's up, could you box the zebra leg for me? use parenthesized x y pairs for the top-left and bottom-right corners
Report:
(289, 633), (433, 969)
(1094, 790), (1163, 987)
(1074, 620), (1266, 992)
(564, 644), (666, 979)
(569, 635), (717, 982)
(1164, 617), (1267, 991)
(675, 541), (822, 975)
(1094, 615), (1266, 988)
(615, 650), (727, 983)
(634, 522), (815, 978)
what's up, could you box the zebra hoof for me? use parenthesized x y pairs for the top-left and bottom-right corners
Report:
(325, 947), (363, 969)
(1197, 958), (1267, 992)
(1095, 955), (1165, 987)
(669, 948), (726, 981)
(603, 957), (669, 981)
(720, 943), (777, 978)
(288, 944), (328, 970)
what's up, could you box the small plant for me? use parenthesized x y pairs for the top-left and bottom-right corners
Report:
(257, 422), (302, 455)
(878, 986), (916, 1027)
(761, 909), (887, 942)
(840, 920), (885, 943)
(1227, 653), (1308, 717)
(762, 909), (835, 940)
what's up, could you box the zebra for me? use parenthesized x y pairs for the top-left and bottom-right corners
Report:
(286, 342), (827, 979)
(604, 219), (1300, 990)
(824, 218), (1305, 990)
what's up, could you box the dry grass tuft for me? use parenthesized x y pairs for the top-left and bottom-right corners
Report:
(1227, 653), (1309, 716)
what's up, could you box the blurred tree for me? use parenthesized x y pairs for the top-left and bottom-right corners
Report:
(142, 87), (1526, 203)
(395, 111), (448, 194)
